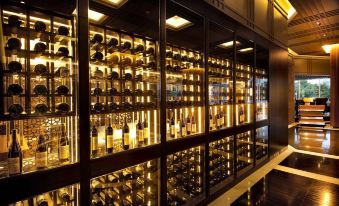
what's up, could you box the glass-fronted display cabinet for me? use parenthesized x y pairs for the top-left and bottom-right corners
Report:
(255, 45), (269, 121)
(236, 130), (253, 174)
(166, 2), (205, 140)
(91, 159), (159, 206)
(209, 136), (234, 193)
(167, 146), (205, 205)
(8, 183), (79, 206)
(0, 1), (271, 205)
(88, 0), (160, 159)
(235, 37), (254, 125)
(0, 0), (78, 177)
(208, 23), (234, 130)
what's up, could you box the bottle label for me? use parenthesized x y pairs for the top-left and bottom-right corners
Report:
(59, 145), (70, 160)
(240, 115), (244, 123)
(210, 120), (214, 129)
(107, 135), (114, 149)
(92, 137), (98, 150)
(181, 127), (186, 137)
(192, 124), (196, 133)
(170, 125), (175, 136)
(144, 128), (149, 140)
(124, 133), (129, 146)
(8, 157), (20, 174)
(36, 152), (48, 168)
(217, 119), (221, 127)
(137, 130), (143, 142)
(187, 123), (191, 132)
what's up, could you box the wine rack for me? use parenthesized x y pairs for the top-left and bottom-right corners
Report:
(236, 130), (253, 174)
(88, 24), (160, 158)
(255, 68), (268, 121)
(166, 45), (205, 140)
(0, 4), (78, 178)
(91, 159), (159, 206)
(8, 184), (79, 206)
(167, 146), (204, 205)
(235, 64), (253, 125)
(208, 57), (233, 130)
(209, 136), (234, 192)
(256, 126), (268, 162)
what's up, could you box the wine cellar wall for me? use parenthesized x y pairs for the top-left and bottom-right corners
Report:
(0, 0), (274, 205)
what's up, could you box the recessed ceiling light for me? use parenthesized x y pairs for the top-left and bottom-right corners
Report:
(88, 9), (105, 22)
(322, 44), (339, 54)
(238, 47), (253, 53)
(218, 41), (240, 49)
(96, 0), (128, 9)
(166, 15), (192, 31)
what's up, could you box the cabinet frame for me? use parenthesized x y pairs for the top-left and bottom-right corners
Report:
(0, 0), (273, 205)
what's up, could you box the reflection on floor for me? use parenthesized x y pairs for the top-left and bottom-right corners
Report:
(280, 152), (339, 178)
(231, 169), (339, 206)
(289, 127), (339, 156)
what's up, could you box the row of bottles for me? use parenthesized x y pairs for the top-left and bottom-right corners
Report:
(236, 131), (253, 172)
(90, 160), (158, 206)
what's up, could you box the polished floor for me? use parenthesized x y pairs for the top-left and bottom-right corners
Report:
(231, 169), (339, 206)
(210, 127), (339, 206)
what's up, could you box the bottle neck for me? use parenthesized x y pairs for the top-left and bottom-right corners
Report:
(12, 131), (17, 143)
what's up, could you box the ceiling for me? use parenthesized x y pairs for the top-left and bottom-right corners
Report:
(288, 0), (339, 56)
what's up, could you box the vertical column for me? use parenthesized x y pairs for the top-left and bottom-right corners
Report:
(330, 45), (339, 127)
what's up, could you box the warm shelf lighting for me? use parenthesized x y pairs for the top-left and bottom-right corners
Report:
(96, 0), (128, 9)
(322, 44), (339, 54)
(238, 47), (253, 53)
(88, 9), (105, 22)
(218, 41), (240, 49)
(275, 0), (296, 20)
(166, 15), (192, 31)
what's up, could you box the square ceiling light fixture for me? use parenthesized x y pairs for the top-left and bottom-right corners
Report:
(166, 15), (193, 31)
(88, 9), (106, 22)
(218, 41), (240, 49)
(238, 47), (253, 53)
(95, 0), (128, 9)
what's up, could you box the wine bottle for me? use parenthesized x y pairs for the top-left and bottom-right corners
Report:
(107, 173), (118, 183)
(106, 119), (114, 154)
(56, 103), (70, 113)
(56, 85), (69, 95)
(92, 194), (104, 206)
(36, 134), (48, 169)
(8, 61), (22, 73)
(107, 37), (119, 48)
(166, 51), (173, 58)
(92, 82), (102, 96)
(8, 15), (21, 28)
(56, 47), (69, 56)
(34, 85), (48, 95)
(143, 115), (149, 145)
(120, 41), (131, 52)
(191, 116), (196, 134)
(107, 71), (119, 80)
(34, 42), (47, 53)
(34, 64), (48, 75)
(209, 109), (214, 130)
(93, 97), (104, 112)
(123, 117), (130, 150)
(91, 51), (104, 61)
(93, 67), (103, 78)
(107, 54), (119, 65)
(54, 66), (69, 77)
(57, 26), (69, 36)
(122, 73), (132, 81)
(145, 47), (155, 55)
(91, 124), (98, 157)
(108, 102), (119, 111)
(134, 44), (144, 54)
(58, 188), (71, 203)
(35, 104), (48, 114)
(91, 34), (103, 44)
(173, 53), (181, 61)
(7, 84), (23, 96)
(137, 115), (143, 147)
(121, 57), (132, 67)
(216, 110), (220, 129)
(147, 61), (156, 70)
(34, 21), (46, 32)
(7, 38), (21, 50)
(239, 106), (244, 124)
(180, 114), (186, 138)
(109, 87), (118, 96)
(36, 194), (48, 206)
(8, 104), (23, 115)
(186, 114), (191, 135)
(166, 64), (172, 72)
(170, 112), (175, 138)
(7, 129), (22, 176)
(59, 124), (70, 163)
(134, 59), (144, 67)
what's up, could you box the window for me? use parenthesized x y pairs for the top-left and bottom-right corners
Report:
(294, 77), (330, 99)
